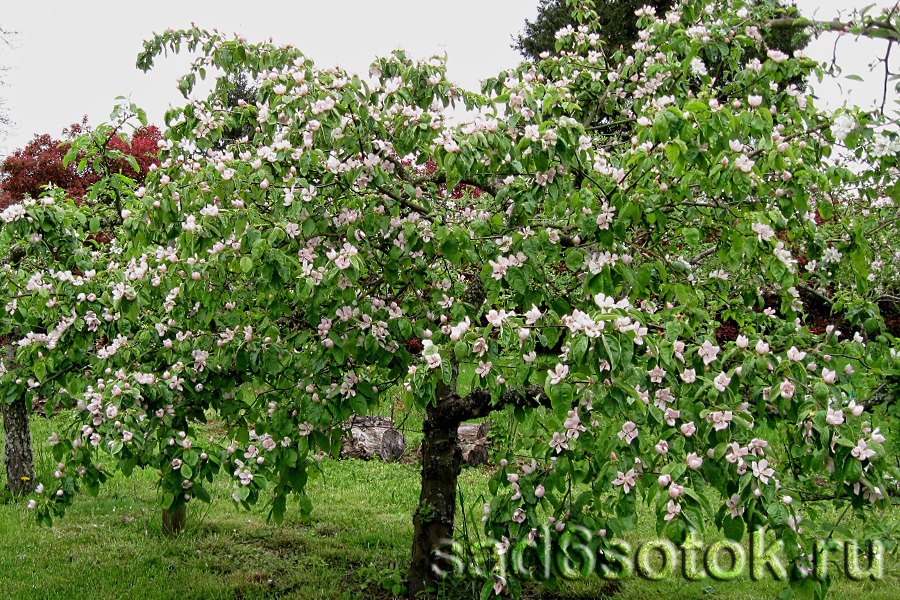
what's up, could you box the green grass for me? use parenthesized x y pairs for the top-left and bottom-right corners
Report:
(0, 414), (898, 599)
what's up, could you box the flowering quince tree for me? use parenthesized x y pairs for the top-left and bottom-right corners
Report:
(2, 0), (900, 597)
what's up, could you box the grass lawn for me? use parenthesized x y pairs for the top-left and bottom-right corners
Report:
(0, 414), (897, 599)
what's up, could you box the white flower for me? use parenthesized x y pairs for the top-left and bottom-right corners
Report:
(690, 57), (708, 76)
(767, 49), (789, 63)
(485, 309), (510, 327)
(851, 439), (876, 461)
(786, 346), (807, 362)
(779, 380), (795, 398)
(831, 114), (854, 143)
(734, 154), (755, 173)
(825, 407), (844, 426)
(525, 304), (542, 325)
(686, 452), (703, 470)
(617, 421), (638, 444)
(476, 361), (492, 377)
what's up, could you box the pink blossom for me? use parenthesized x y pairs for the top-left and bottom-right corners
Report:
(825, 407), (844, 426)
(786, 346), (807, 362)
(664, 500), (681, 521)
(613, 469), (636, 494)
(851, 439), (876, 461)
(476, 361), (492, 377)
(549, 432), (569, 454)
(548, 363), (569, 385)
(617, 421), (638, 444)
(752, 459), (774, 484)
(647, 366), (666, 383)
(698, 340), (720, 365)
(779, 380), (795, 399)
(713, 372), (732, 392)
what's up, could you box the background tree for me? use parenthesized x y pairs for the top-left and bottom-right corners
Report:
(0, 119), (161, 208)
(515, 0), (675, 61)
(212, 72), (260, 149)
(515, 0), (808, 63)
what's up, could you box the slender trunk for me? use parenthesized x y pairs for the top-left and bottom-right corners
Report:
(162, 504), (186, 535)
(2, 342), (34, 497)
(408, 404), (464, 597)
(3, 393), (35, 497)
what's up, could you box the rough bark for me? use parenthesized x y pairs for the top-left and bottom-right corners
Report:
(3, 393), (35, 497)
(162, 504), (186, 535)
(408, 403), (464, 597)
(2, 344), (34, 497)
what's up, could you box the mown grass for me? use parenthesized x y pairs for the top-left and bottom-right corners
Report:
(0, 413), (898, 599)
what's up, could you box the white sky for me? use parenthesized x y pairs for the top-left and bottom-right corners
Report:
(0, 0), (896, 156)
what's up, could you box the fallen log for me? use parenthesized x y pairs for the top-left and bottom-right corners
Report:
(457, 421), (490, 443)
(415, 421), (491, 466)
(340, 415), (407, 462)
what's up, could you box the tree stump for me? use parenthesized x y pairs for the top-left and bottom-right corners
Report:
(461, 442), (490, 466)
(339, 415), (407, 462)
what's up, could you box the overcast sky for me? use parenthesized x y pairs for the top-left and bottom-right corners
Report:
(0, 1), (896, 156)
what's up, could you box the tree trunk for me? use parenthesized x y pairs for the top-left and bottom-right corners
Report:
(408, 404), (464, 597)
(2, 343), (34, 497)
(162, 504), (186, 535)
(2, 393), (35, 497)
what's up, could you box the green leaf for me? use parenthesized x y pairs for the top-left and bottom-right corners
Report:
(723, 515), (745, 542)
(457, 362), (476, 398)
(549, 383), (573, 420)
(565, 249), (584, 272)
(240, 256), (253, 273)
(683, 228), (700, 246)
(441, 359), (453, 385)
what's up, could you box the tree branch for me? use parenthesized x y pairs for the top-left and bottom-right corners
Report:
(431, 385), (549, 426)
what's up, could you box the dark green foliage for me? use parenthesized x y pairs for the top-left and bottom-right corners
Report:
(514, 0), (676, 61)
(514, 0), (809, 75)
